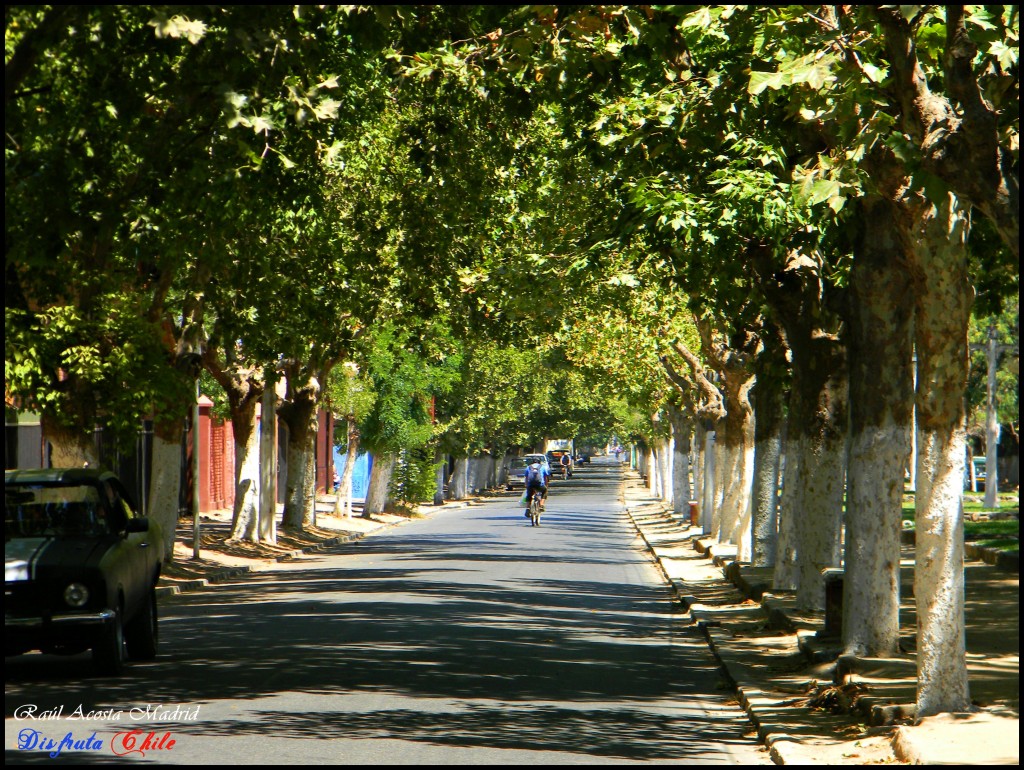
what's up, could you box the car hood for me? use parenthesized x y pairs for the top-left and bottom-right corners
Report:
(5, 537), (110, 582)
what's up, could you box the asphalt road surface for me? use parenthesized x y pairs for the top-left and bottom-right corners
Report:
(6, 459), (768, 765)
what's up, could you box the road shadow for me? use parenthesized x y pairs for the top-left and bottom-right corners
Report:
(6, 462), (760, 762)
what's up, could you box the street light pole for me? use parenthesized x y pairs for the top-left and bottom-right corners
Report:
(192, 378), (201, 560)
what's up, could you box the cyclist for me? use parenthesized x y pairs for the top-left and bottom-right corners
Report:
(523, 460), (550, 519)
(559, 452), (572, 479)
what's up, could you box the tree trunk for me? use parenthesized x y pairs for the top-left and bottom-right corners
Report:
(148, 419), (184, 562)
(334, 417), (359, 517)
(711, 417), (732, 540)
(488, 453), (498, 490)
(791, 428), (847, 611)
(468, 455), (483, 494)
(259, 378), (278, 543)
(701, 427), (716, 534)
(228, 395), (261, 541)
(42, 416), (99, 468)
(364, 452), (396, 515)
(280, 393), (318, 530)
(433, 449), (447, 505)
(750, 377), (785, 568)
(449, 456), (469, 500)
(718, 370), (756, 560)
(768, 254), (848, 610)
(773, 430), (802, 591)
(906, 192), (974, 715)
(495, 450), (509, 490)
(842, 195), (913, 657)
(203, 348), (267, 542)
(669, 405), (693, 516)
(658, 436), (672, 503)
(693, 422), (705, 520)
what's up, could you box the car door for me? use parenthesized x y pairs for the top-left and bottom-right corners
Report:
(103, 479), (152, 616)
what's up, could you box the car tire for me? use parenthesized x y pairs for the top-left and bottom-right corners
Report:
(125, 588), (158, 661)
(93, 606), (126, 676)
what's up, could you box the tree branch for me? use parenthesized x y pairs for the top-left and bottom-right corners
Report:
(5, 7), (74, 106)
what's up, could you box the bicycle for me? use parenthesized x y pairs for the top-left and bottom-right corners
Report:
(529, 489), (543, 526)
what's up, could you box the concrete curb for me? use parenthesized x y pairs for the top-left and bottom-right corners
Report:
(622, 500), (814, 763)
(623, 470), (1018, 766)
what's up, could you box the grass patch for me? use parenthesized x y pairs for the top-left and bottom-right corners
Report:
(976, 539), (1018, 553)
(900, 503), (1019, 550)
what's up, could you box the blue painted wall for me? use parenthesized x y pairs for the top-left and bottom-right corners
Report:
(333, 449), (371, 501)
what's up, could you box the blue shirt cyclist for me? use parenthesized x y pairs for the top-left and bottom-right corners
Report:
(523, 461), (550, 518)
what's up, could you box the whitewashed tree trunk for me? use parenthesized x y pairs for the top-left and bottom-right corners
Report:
(649, 446), (658, 495)
(760, 250), (847, 604)
(364, 452), (396, 515)
(701, 429), (716, 534)
(334, 417), (359, 517)
(774, 431), (802, 591)
(670, 407), (693, 516)
(280, 374), (319, 531)
(751, 377), (785, 568)
(712, 424), (729, 539)
(228, 399), (260, 541)
(658, 437), (672, 502)
(449, 456), (469, 500)
(148, 426), (184, 561)
(496, 451), (509, 488)
(258, 382), (278, 544)
(842, 195), (912, 657)
(488, 454), (498, 489)
(792, 435), (847, 610)
(715, 442), (736, 541)
(731, 439), (756, 562)
(283, 431), (317, 528)
(433, 450), (446, 505)
(692, 423), (705, 519)
(908, 193), (973, 715)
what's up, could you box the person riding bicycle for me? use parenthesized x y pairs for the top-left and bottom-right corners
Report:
(559, 452), (571, 479)
(523, 460), (550, 519)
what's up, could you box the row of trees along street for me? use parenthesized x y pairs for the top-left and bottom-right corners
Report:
(5, 6), (1019, 720)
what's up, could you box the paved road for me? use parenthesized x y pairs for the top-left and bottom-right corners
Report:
(5, 460), (768, 765)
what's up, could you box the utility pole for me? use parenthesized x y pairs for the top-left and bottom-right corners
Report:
(978, 323), (1018, 509)
(984, 325), (1000, 508)
(192, 378), (201, 560)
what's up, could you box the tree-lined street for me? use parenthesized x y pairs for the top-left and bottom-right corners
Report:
(5, 5), (1019, 761)
(5, 461), (767, 764)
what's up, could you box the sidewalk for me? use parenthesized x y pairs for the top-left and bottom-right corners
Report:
(621, 470), (1020, 765)
(156, 495), (474, 597)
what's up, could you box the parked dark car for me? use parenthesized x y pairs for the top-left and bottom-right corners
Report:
(5, 468), (165, 674)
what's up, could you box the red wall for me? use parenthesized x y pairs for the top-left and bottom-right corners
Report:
(197, 398), (235, 514)
(196, 399), (332, 513)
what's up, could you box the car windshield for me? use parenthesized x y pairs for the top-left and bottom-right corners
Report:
(5, 483), (109, 539)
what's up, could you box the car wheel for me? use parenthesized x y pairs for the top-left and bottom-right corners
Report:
(125, 588), (158, 660)
(93, 606), (126, 676)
